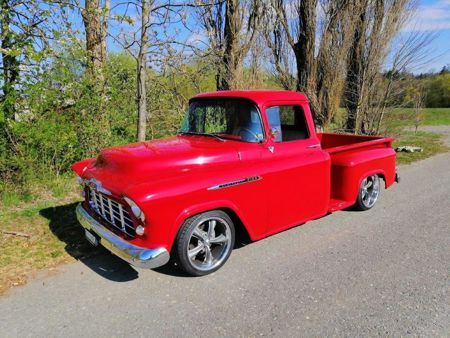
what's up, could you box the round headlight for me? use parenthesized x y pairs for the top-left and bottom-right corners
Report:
(131, 205), (141, 218)
(124, 196), (145, 222)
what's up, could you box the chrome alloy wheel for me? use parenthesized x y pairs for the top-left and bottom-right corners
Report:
(360, 175), (380, 209)
(187, 217), (232, 272)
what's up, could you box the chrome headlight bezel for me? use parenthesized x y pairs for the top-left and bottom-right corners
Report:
(124, 196), (145, 223)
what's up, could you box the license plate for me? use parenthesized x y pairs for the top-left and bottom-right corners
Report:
(85, 229), (98, 246)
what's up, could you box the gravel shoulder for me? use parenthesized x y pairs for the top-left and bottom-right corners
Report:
(414, 125), (450, 146)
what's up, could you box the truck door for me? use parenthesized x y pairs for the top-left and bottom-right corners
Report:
(262, 103), (330, 234)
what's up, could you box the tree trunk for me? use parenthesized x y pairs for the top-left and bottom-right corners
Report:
(314, 0), (356, 128)
(0, 0), (19, 120)
(344, 2), (367, 133)
(137, 0), (150, 141)
(81, 0), (110, 83)
(289, 0), (318, 123)
(218, 0), (241, 90)
(294, 0), (317, 95)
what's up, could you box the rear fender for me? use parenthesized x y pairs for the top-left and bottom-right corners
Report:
(330, 148), (396, 203)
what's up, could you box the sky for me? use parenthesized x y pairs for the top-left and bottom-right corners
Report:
(75, 0), (450, 74)
(402, 0), (450, 73)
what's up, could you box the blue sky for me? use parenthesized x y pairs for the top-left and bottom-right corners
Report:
(402, 0), (450, 72)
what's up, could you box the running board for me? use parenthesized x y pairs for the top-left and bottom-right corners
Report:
(328, 199), (354, 212)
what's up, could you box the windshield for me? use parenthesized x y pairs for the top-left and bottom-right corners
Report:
(180, 99), (265, 143)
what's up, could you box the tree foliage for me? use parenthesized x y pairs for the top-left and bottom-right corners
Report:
(0, 0), (448, 195)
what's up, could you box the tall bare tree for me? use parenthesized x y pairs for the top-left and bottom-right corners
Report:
(263, 10), (297, 90)
(137, 0), (150, 141)
(112, 1), (185, 141)
(265, 0), (358, 127)
(197, 0), (261, 90)
(343, 0), (413, 134)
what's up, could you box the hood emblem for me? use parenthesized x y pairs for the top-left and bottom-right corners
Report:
(87, 178), (112, 195)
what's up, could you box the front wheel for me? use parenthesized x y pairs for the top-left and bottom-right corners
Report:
(354, 175), (381, 211)
(174, 210), (235, 276)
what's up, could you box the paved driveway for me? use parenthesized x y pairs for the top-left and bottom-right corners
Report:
(1, 131), (449, 337)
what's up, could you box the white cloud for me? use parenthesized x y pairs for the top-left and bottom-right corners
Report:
(403, 0), (450, 32)
(186, 31), (208, 47)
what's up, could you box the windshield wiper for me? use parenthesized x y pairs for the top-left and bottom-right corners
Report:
(179, 132), (225, 142)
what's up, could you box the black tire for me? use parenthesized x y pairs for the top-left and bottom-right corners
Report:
(354, 175), (381, 211)
(174, 210), (235, 276)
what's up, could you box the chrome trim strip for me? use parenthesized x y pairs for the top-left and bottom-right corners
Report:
(92, 189), (99, 210)
(208, 175), (262, 191)
(107, 198), (115, 226)
(118, 203), (126, 232)
(307, 144), (320, 149)
(76, 204), (170, 269)
(99, 194), (106, 217)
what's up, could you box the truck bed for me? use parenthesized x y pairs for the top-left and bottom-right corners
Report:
(317, 133), (394, 154)
(317, 133), (396, 212)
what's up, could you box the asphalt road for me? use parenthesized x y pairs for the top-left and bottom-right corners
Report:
(1, 133), (450, 337)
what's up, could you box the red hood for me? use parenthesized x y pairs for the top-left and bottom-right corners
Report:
(81, 135), (240, 194)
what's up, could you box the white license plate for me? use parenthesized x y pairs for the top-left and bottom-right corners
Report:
(85, 229), (98, 246)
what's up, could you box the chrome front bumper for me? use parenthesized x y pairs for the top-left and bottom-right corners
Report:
(76, 204), (170, 269)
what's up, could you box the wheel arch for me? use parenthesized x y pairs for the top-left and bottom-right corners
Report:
(170, 200), (254, 251)
(357, 169), (387, 190)
(347, 168), (386, 206)
(218, 207), (251, 245)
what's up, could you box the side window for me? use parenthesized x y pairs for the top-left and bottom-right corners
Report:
(266, 105), (309, 142)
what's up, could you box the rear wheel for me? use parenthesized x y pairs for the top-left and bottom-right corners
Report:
(354, 175), (381, 211)
(175, 210), (235, 276)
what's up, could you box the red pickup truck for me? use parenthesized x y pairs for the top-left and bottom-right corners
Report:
(73, 90), (399, 276)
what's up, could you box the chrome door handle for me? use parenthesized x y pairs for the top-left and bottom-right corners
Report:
(306, 144), (320, 149)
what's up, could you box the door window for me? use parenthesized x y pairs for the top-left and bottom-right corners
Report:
(266, 105), (309, 142)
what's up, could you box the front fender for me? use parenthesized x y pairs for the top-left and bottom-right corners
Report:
(71, 158), (95, 176)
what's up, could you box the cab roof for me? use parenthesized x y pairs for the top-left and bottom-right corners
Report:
(191, 90), (309, 106)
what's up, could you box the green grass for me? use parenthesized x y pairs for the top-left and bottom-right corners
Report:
(421, 108), (450, 125)
(394, 131), (449, 165)
(0, 177), (102, 294)
(1, 191), (22, 208)
(383, 108), (450, 129)
(335, 107), (450, 129)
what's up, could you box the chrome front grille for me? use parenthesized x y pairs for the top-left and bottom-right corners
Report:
(88, 188), (135, 238)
